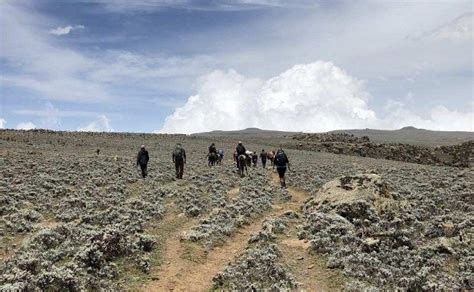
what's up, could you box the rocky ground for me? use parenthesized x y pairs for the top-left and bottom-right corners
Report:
(290, 133), (473, 167)
(0, 129), (472, 290)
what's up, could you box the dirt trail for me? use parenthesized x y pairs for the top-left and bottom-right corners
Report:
(271, 172), (344, 291)
(142, 205), (289, 290)
(139, 171), (342, 291)
(141, 172), (309, 291)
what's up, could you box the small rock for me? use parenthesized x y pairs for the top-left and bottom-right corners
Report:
(441, 223), (456, 237)
(365, 237), (380, 246)
(308, 264), (315, 269)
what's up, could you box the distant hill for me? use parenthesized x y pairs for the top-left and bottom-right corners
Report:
(330, 127), (474, 146)
(192, 127), (473, 146)
(191, 128), (300, 137)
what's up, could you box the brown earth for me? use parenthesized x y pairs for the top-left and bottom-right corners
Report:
(139, 171), (341, 291)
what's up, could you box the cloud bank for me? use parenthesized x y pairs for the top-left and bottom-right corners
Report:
(16, 122), (36, 130)
(0, 118), (6, 129)
(159, 61), (473, 134)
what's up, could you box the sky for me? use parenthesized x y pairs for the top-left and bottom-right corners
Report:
(0, 0), (472, 133)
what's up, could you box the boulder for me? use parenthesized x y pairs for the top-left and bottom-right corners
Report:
(304, 174), (394, 223)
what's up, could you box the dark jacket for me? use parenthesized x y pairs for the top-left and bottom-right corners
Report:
(173, 147), (186, 162)
(274, 151), (289, 168)
(209, 145), (217, 154)
(236, 145), (246, 156)
(252, 154), (258, 162)
(137, 149), (149, 166)
(260, 152), (267, 161)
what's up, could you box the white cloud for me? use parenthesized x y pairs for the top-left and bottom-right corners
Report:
(381, 101), (474, 132)
(16, 122), (36, 130)
(49, 25), (85, 36)
(160, 61), (474, 134)
(159, 61), (377, 134)
(77, 114), (113, 132)
(0, 118), (6, 129)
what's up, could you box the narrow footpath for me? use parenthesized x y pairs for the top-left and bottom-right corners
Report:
(139, 170), (342, 291)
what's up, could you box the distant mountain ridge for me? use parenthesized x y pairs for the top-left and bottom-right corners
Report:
(330, 127), (474, 146)
(191, 128), (300, 137)
(192, 127), (473, 146)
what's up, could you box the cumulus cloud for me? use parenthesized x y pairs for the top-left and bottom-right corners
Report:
(16, 122), (36, 130)
(382, 101), (474, 131)
(160, 61), (474, 134)
(77, 114), (113, 132)
(159, 61), (377, 134)
(49, 25), (85, 36)
(0, 118), (6, 129)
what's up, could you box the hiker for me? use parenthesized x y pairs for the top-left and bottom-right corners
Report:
(235, 141), (246, 169)
(172, 143), (186, 179)
(136, 145), (149, 178)
(252, 152), (258, 167)
(209, 143), (217, 155)
(208, 143), (218, 166)
(217, 149), (224, 165)
(273, 148), (290, 188)
(260, 149), (267, 168)
(245, 150), (252, 167)
(267, 150), (275, 166)
(237, 153), (248, 177)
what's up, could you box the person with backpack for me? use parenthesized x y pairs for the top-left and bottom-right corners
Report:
(172, 143), (186, 179)
(260, 149), (267, 168)
(208, 143), (218, 166)
(273, 148), (290, 188)
(235, 141), (246, 169)
(208, 143), (217, 155)
(217, 149), (224, 165)
(236, 141), (246, 156)
(136, 145), (149, 179)
(252, 152), (258, 167)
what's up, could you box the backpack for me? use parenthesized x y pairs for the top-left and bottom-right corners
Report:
(236, 145), (245, 154)
(173, 147), (184, 159)
(274, 151), (286, 167)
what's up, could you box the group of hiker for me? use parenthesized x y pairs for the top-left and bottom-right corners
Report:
(207, 143), (224, 166)
(136, 141), (291, 187)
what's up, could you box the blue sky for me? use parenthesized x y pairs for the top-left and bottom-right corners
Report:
(0, 0), (472, 133)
